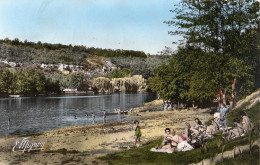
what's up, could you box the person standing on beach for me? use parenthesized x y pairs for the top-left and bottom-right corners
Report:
(103, 110), (107, 123)
(133, 120), (142, 147)
(92, 113), (95, 124)
(117, 108), (121, 121)
(7, 118), (10, 133)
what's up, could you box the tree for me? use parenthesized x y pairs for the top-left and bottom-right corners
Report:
(158, 46), (175, 55)
(70, 72), (84, 89)
(0, 69), (16, 94)
(161, 0), (260, 106)
(15, 69), (46, 94)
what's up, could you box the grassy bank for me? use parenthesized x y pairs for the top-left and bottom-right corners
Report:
(216, 146), (259, 165)
(99, 102), (260, 165)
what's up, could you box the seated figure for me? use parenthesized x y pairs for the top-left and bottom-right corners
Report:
(227, 118), (244, 141)
(190, 118), (205, 137)
(162, 128), (173, 146)
(182, 123), (191, 141)
(205, 119), (218, 136)
(240, 111), (252, 133)
(161, 128), (178, 152)
(213, 111), (220, 130)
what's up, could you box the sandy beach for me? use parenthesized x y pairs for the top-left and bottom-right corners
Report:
(0, 99), (212, 165)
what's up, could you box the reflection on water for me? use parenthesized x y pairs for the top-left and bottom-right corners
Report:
(0, 92), (157, 136)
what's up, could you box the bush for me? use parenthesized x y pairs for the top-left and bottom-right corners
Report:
(107, 68), (132, 78)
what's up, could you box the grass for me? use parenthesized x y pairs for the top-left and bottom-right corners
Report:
(99, 102), (260, 165)
(216, 146), (259, 165)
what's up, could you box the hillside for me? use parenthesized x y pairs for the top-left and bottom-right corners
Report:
(0, 39), (171, 95)
(0, 38), (146, 65)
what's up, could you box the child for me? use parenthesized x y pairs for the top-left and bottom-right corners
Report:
(133, 120), (142, 147)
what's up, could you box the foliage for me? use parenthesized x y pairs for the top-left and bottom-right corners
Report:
(107, 68), (133, 78)
(0, 39), (147, 66)
(0, 41), (87, 65)
(45, 78), (61, 94)
(0, 68), (46, 94)
(86, 47), (147, 58)
(70, 72), (84, 89)
(44, 72), (88, 91)
(166, 0), (259, 55)
(110, 55), (171, 79)
(0, 68), (91, 95)
(149, 47), (220, 103)
(149, 0), (260, 103)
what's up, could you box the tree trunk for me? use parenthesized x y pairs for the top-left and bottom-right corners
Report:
(217, 87), (222, 107)
(230, 78), (236, 108)
(222, 88), (226, 106)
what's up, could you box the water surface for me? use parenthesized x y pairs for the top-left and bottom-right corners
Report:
(0, 92), (157, 136)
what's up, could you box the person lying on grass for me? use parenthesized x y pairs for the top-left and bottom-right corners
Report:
(133, 120), (142, 147)
(240, 111), (252, 133)
(227, 118), (244, 141)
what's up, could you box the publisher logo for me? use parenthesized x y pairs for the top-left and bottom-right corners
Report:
(12, 138), (46, 152)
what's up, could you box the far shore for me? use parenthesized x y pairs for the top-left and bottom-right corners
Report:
(0, 90), (150, 98)
(0, 91), (93, 98)
(0, 99), (212, 165)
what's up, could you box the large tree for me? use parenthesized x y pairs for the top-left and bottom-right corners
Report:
(149, 0), (259, 106)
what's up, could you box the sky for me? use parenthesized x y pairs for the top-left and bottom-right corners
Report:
(0, 0), (181, 54)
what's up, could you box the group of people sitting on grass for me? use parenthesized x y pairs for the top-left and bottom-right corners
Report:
(151, 104), (252, 153)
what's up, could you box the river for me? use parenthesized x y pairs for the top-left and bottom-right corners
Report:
(0, 92), (157, 136)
